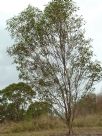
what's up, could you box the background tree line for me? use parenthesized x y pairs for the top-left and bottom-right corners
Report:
(0, 82), (52, 122)
(0, 82), (102, 122)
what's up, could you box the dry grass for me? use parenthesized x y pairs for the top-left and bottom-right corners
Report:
(0, 116), (66, 134)
(73, 114), (102, 127)
(0, 114), (102, 136)
(1, 128), (102, 136)
(0, 129), (67, 136)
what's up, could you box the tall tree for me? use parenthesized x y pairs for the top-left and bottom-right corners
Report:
(7, 0), (102, 134)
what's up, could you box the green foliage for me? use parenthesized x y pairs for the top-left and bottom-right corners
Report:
(27, 101), (52, 118)
(0, 104), (5, 118)
(0, 82), (35, 121)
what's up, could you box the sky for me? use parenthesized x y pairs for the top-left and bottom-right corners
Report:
(0, 0), (102, 92)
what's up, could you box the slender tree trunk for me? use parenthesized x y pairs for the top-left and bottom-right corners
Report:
(66, 117), (72, 136)
(66, 111), (75, 136)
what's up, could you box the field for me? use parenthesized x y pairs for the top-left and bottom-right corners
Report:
(1, 128), (102, 136)
(0, 115), (102, 136)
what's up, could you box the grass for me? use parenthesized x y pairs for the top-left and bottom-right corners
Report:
(0, 129), (67, 136)
(73, 114), (102, 127)
(0, 114), (102, 136)
(0, 116), (66, 134)
(1, 128), (102, 136)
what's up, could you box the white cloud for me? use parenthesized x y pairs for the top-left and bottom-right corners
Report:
(0, 0), (49, 13)
(0, 65), (19, 89)
(75, 0), (102, 61)
(0, 0), (50, 28)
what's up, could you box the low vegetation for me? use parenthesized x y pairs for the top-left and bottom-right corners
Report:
(0, 114), (102, 136)
(0, 116), (65, 134)
(0, 83), (102, 135)
(74, 114), (102, 127)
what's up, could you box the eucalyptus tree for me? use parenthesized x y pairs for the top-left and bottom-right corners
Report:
(27, 101), (52, 118)
(7, 0), (102, 134)
(1, 82), (35, 121)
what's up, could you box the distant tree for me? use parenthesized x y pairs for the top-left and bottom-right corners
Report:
(1, 82), (35, 121)
(27, 101), (52, 118)
(76, 92), (96, 116)
(0, 104), (5, 120)
(0, 91), (7, 121)
(7, 0), (102, 134)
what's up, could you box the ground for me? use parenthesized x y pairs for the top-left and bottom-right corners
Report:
(0, 128), (102, 136)
(0, 115), (102, 136)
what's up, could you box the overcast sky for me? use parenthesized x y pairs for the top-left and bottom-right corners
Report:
(0, 0), (102, 92)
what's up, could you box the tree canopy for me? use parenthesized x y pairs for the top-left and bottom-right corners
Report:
(27, 101), (52, 118)
(0, 82), (35, 121)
